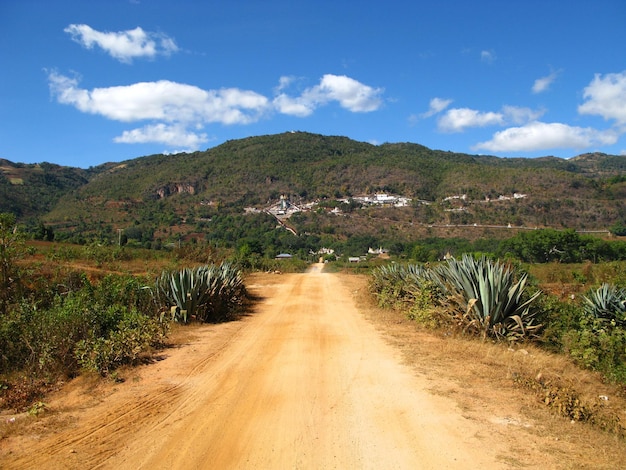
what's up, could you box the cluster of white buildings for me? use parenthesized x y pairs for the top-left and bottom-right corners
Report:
(253, 191), (528, 221)
(259, 193), (412, 219)
(349, 193), (411, 207)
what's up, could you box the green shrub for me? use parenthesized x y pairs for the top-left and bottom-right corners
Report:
(535, 294), (583, 351)
(370, 263), (435, 307)
(0, 294), (93, 376)
(0, 212), (24, 315)
(93, 274), (156, 317)
(75, 309), (168, 375)
(0, 273), (167, 379)
(370, 256), (542, 341)
(555, 283), (626, 382)
(405, 279), (445, 328)
(562, 317), (626, 383)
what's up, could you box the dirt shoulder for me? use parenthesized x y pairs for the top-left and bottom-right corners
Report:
(1, 267), (625, 469)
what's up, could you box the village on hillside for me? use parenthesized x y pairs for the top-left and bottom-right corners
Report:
(241, 192), (541, 261)
(246, 191), (528, 221)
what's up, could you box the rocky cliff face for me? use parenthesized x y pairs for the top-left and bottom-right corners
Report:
(155, 182), (197, 199)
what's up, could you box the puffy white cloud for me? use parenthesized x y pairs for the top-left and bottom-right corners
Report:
(273, 93), (314, 117)
(64, 24), (179, 63)
(473, 121), (619, 153)
(532, 70), (560, 94)
(436, 105), (544, 132)
(48, 71), (270, 125)
(274, 74), (383, 116)
(114, 124), (208, 148)
(578, 71), (626, 124)
(420, 97), (453, 118)
(48, 71), (383, 147)
(438, 108), (504, 132)
(316, 74), (383, 112)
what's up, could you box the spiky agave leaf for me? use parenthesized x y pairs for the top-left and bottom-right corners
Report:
(582, 283), (626, 326)
(154, 262), (245, 323)
(433, 254), (541, 340)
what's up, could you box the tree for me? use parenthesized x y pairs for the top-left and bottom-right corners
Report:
(0, 213), (24, 315)
(610, 222), (626, 237)
(34, 221), (55, 241)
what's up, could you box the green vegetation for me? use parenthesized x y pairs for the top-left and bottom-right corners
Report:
(0, 213), (28, 316)
(0, 159), (88, 220)
(499, 229), (626, 263)
(434, 255), (542, 340)
(370, 256), (626, 384)
(0, 214), (251, 410)
(2, 133), (623, 254)
(370, 255), (542, 341)
(1, 132), (625, 409)
(0, 273), (166, 380)
(154, 263), (246, 323)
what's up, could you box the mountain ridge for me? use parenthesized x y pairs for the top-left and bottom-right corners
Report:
(1, 132), (625, 245)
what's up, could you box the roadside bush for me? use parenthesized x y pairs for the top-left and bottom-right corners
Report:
(370, 255), (542, 341)
(0, 273), (167, 379)
(562, 317), (626, 383)
(535, 294), (583, 351)
(92, 274), (156, 317)
(557, 283), (626, 382)
(0, 296), (88, 377)
(0, 212), (24, 315)
(75, 309), (169, 375)
(370, 264), (442, 327)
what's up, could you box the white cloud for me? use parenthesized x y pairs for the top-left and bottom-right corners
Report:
(275, 75), (297, 93)
(274, 74), (383, 116)
(501, 105), (545, 124)
(48, 71), (383, 147)
(420, 97), (453, 118)
(578, 71), (626, 124)
(473, 121), (619, 153)
(532, 70), (560, 94)
(317, 74), (383, 112)
(481, 50), (496, 63)
(273, 93), (314, 117)
(114, 124), (208, 148)
(48, 71), (270, 125)
(438, 108), (504, 132)
(437, 105), (544, 133)
(64, 24), (179, 63)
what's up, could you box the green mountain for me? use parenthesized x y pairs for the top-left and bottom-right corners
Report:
(0, 159), (89, 218)
(2, 132), (625, 247)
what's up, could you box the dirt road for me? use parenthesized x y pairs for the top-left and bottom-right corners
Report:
(1, 267), (557, 468)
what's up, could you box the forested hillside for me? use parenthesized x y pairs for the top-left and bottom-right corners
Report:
(0, 159), (89, 218)
(2, 132), (625, 253)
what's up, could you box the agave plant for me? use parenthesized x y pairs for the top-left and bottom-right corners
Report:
(433, 254), (542, 340)
(155, 262), (245, 323)
(582, 283), (626, 327)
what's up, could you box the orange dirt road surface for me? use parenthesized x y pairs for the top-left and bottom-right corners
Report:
(3, 266), (551, 468)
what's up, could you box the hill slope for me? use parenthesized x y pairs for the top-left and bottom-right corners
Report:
(2, 132), (625, 245)
(0, 159), (89, 219)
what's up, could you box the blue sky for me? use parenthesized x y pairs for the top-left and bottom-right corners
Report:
(1, 0), (625, 168)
